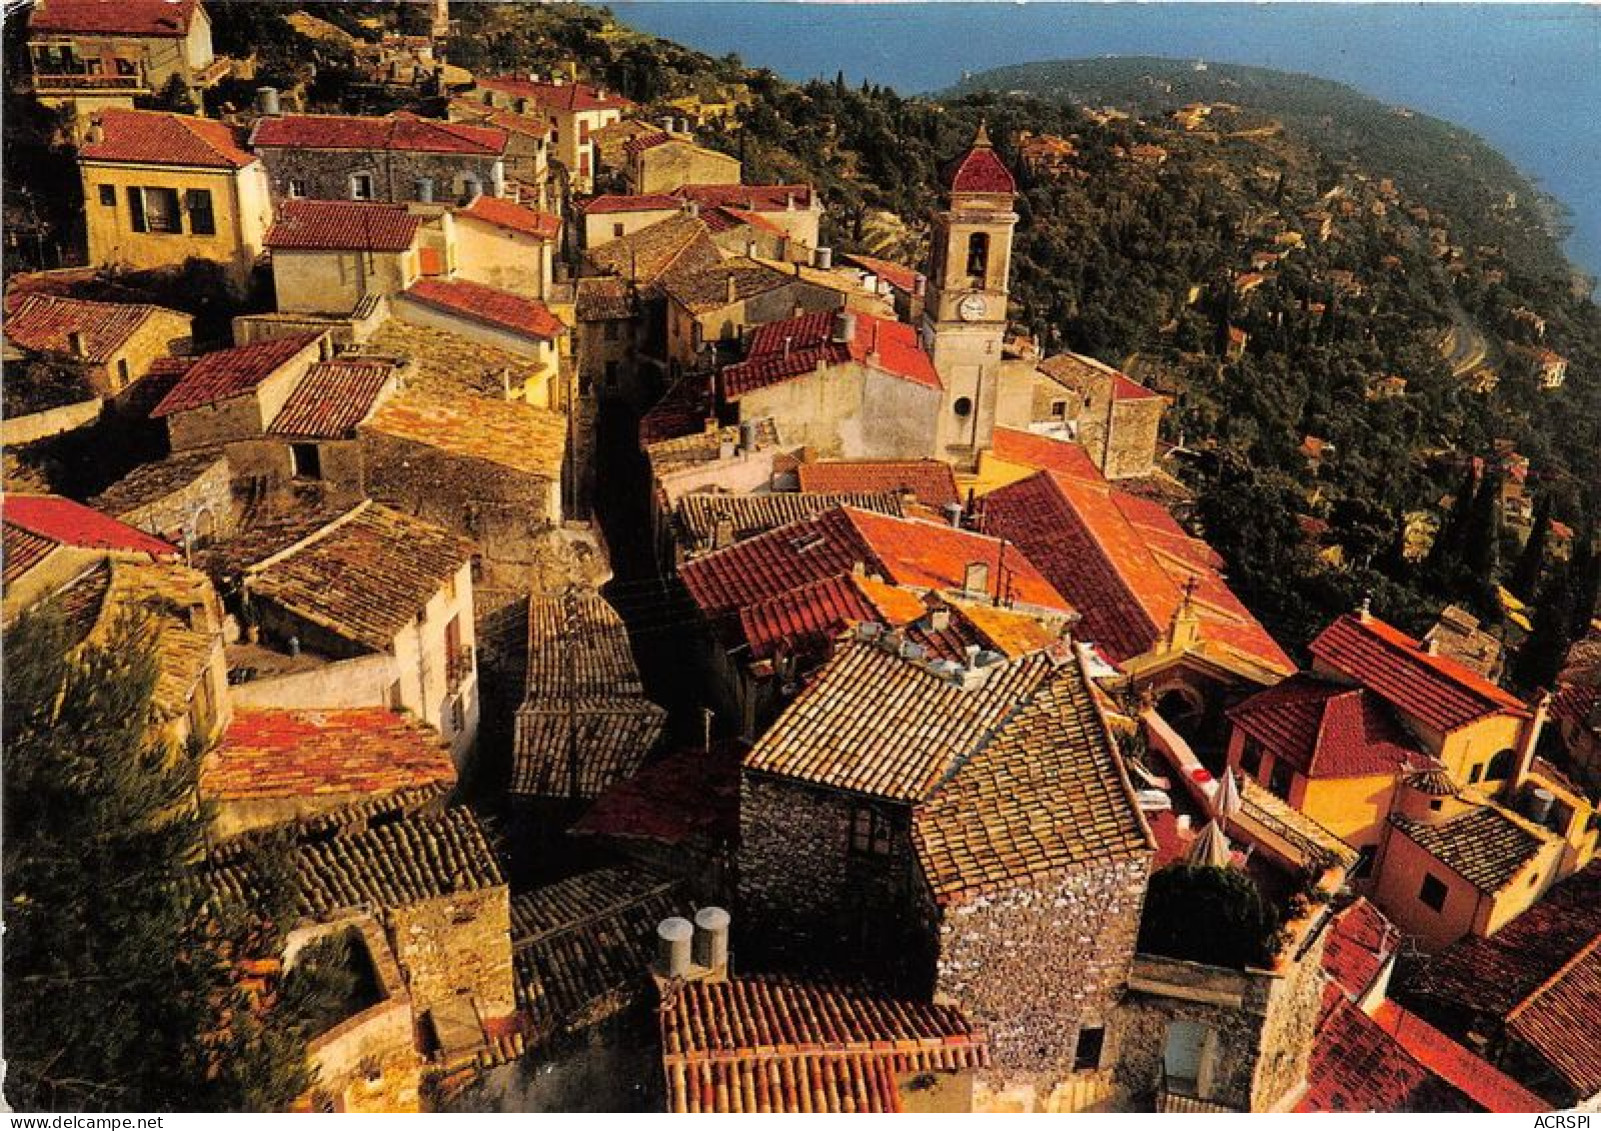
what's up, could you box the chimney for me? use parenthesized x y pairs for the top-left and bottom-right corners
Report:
(655, 917), (693, 979)
(831, 310), (855, 344)
(942, 501), (963, 528)
(929, 607), (951, 633)
(85, 117), (105, 146)
(963, 561), (990, 599)
(725, 271), (738, 306)
(1512, 690), (1552, 791)
(738, 420), (758, 453)
(660, 115), (676, 133)
(782, 335), (793, 359)
(66, 330), (88, 358)
(254, 86), (281, 116)
(678, 117), (692, 134)
(691, 907), (730, 977)
(813, 246), (832, 270)
(963, 643), (982, 670)
(785, 191), (795, 212)
(746, 239), (758, 258)
(712, 513), (735, 550)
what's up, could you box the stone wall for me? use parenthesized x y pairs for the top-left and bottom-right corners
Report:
(934, 855), (1151, 1099)
(1104, 398), (1165, 480)
(112, 453), (237, 545)
(387, 885), (517, 1021)
(1, 396), (102, 446)
(257, 147), (504, 206)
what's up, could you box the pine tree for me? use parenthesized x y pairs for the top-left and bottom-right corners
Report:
(2, 607), (309, 1112)
(1509, 493), (1551, 602)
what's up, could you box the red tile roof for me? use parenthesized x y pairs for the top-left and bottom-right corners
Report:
(81, 109), (255, 169)
(659, 976), (987, 1114)
(401, 278), (566, 341)
(1298, 996), (1482, 1112)
(738, 573), (926, 662)
(673, 183), (815, 212)
(1309, 613), (1531, 733)
(268, 361), (393, 438)
(581, 193), (682, 215)
(5, 294), (184, 363)
(722, 310), (940, 397)
(150, 333), (321, 417)
(991, 427), (1104, 479)
(477, 76), (634, 113)
(264, 200), (421, 252)
(982, 470), (1293, 674)
(1322, 898), (1400, 1003)
(201, 708), (457, 803)
(621, 130), (672, 158)
(1228, 674), (1431, 779)
(1504, 938), (1601, 1100)
(251, 113), (507, 156)
(2, 494), (177, 560)
(570, 745), (740, 850)
(943, 128), (1016, 195)
(460, 194), (560, 240)
(1374, 1000), (1551, 1112)
(837, 252), (920, 294)
(797, 459), (961, 510)
(29, 0), (197, 37)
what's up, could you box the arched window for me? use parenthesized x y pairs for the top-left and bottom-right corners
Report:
(1485, 748), (1517, 781)
(966, 231), (990, 278)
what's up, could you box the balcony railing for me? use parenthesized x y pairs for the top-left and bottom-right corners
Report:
(33, 71), (147, 92)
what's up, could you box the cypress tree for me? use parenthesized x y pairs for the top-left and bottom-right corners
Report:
(1513, 564), (1577, 694)
(1510, 493), (1551, 603)
(1569, 521), (1600, 638)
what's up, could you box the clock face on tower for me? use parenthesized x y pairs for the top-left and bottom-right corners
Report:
(957, 293), (988, 322)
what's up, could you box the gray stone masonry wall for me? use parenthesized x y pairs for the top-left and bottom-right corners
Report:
(257, 147), (503, 205)
(934, 854), (1151, 1093)
(387, 885), (517, 1021)
(1105, 398), (1165, 480)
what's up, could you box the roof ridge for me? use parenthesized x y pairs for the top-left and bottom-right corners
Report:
(1504, 932), (1601, 1022)
(243, 500), (373, 577)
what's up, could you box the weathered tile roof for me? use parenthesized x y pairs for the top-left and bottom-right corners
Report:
(362, 388), (566, 479)
(915, 650), (1153, 902)
(477, 76), (634, 113)
(797, 459), (961, 510)
(511, 593), (667, 800)
(459, 194), (560, 240)
(244, 503), (474, 651)
(721, 310), (940, 397)
(673, 183), (815, 213)
(942, 128), (1015, 195)
(1504, 938), (1601, 1099)
(264, 200), (421, 252)
(1297, 995), (1481, 1112)
(447, 98), (554, 141)
(574, 276), (638, 322)
(359, 319), (540, 399)
(982, 469), (1293, 674)
(1371, 1001), (1550, 1112)
(1310, 613), (1531, 733)
(638, 372), (713, 446)
(89, 449), (227, 519)
(990, 426), (1103, 480)
(1321, 898), (1400, 1004)
(150, 333), (322, 417)
(1227, 674), (1431, 780)
(511, 867), (686, 1043)
(402, 278), (566, 341)
(1390, 805), (1548, 893)
(681, 506), (1069, 626)
(837, 252), (920, 294)
(660, 257), (792, 314)
(252, 112), (508, 156)
(583, 193), (682, 216)
(659, 976), (988, 1114)
(268, 360), (393, 438)
(201, 708), (457, 803)
(1404, 862), (1601, 1020)
(584, 213), (723, 296)
(1238, 775), (1359, 871)
(1034, 351), (1158, 403)
(80, 109), (254, 168)
(2, 522), (58, 584)
(644, 419), (780, 476)
(6, 294), (183, 363)
(192, 508), (350, 581)
(29, 0), (199, 36)
(738, 573), (926, 662)
(673, 490), (903, 551)
(3, 493), (177, 560)
(571, 745), (741, 851)
(621, 130), (672, 159)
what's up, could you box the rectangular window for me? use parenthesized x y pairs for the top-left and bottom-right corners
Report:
(850, 805), (893, 857)
(350, 173), (375, 201)
(98, 184), (116, 206)
(287, 178), (307, 198)
(185, 188), (215, 235)
(579, 119), (591, 143)
(579, 150), (591, 177)
(142, 187), (181, 233)
(1419, 873), (1448, 913)
(1051, 399), (1068, 420)
(1239, 736), (1263, 778)
(1074, 1027), (1106, 1072)
(613, 222), (625, 239)
(126, 186), (147, 232)
(289, 442), (322, 480)
(1268, 757), (1294, 801)
(115, 358), (130, 389)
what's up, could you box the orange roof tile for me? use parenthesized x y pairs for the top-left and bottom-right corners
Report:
(150, 333), (321, 417)
(402, 278), (566, 341)
(477, 76), (634, 114)
(990, 427), (1103, 479)
(796, 459), (960, 510)
(29, 0), (198, 36)
(81, 108), (254, 169)
(5, 294), (184, 363)
(1374, 1000), (1551, 1112)
(722, 310), (940, 397)
(1298, 996), (1482, 1112)
(1227, 675), (1431, 779)
(268, 360), (393, 438)
(2, 494), (177, 560)
(362, 388), (566, 478)
(252, 112), (507, 156)
(264, 200), (421, 252)
(461, 194), (560, 240)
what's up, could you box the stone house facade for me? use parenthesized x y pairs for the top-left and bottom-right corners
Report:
(472, 74), (632, 193)
(27, 0), (222, 116)
(4, 294), (194, 397)
(264, 200), (426, 316)
(152, 332), (330, 453)
(627, 136), (740, 195)
(89, 448), (238, 548)
(997, 351), (1168, 481)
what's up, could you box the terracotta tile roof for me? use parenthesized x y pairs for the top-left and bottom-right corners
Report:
(460, 194), (560, 240)
(80, 108), (255, 169)
(622, 130), (672, 159)
(5, 294), (183, 363)
(721, 310), (940, 397)
(943, 130), (1016, 195)
(673, 183), (815, 213)
(244, 503), (474, 651)
(511, 868), (686, 1045)
(511, 593), (667, 800)
(574, 276), (638, 322)
(1036, 350), (1130, 395)
(359, 319), (541, 400)
(1322, 898), (1400, 1003)
(1390, 805), (1548, 893)
(150, 333), (322, 417)
(797, 460), (961, 510)
(990, 427), (1103, 479)
(251, 112), (508, 156)
(638, 372), (713, 447)
(982, 470), (1294, 674)
(660, 258), (792, 314)
(1405, 862), (1601, 1020)
(837, 252), (920, 294)
(571, 746), (741, 850)
(698, 205), (785, 237)
(1227, 674), (1431, 779)
(674, 490), (902, 552)
(202, 708), (456, 803)
(746, 640), (1054, 802)
(1310, 613), (1531, 732)
(2, 494), (177, 560)
(1375, 1000), (1551, 1112)
(268, 361), (393, 438)
(87, 449), (224, 520)
(1297, 996), (1481, 1112)
(914, 650), (1153, 902)
(264, 200), (421, 252)
(447, 98), (553, 140)
(2, 522), (58, 584)
(660, 976), (988, 1114)
(584, 213), (723, 296)
(738, 572), (926, 662)
(209, 806), (503, 918)
(28, 0), (198, 36)
(581, 193), (682, 216)
(402, 278), (566, 341)
(477, 76), (634, 113)
(645, 419), (780, 476)
(1504, 938), (1601, 1099)
(363, 388), (565, 479)
(681, 506), (1070, 627)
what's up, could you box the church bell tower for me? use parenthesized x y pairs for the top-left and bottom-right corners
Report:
(923, 122), (1018, 465)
